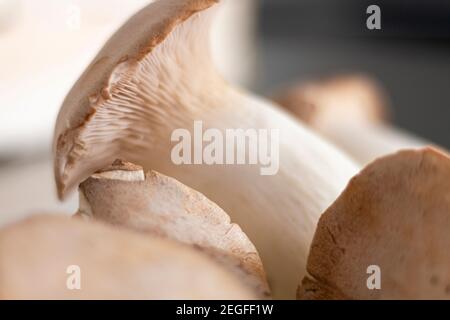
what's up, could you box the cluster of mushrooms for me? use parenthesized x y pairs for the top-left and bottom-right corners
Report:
(1, 0), (449, 300)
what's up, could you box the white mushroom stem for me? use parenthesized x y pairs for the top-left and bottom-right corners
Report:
(53, 0), (359, 298)
(321, 122), (429, 165)
(0, 215), (256, 299)
(77, 159), (270, 297)
(273, 75), (433, 166)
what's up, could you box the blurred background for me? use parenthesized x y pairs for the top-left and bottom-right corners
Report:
(257, 0), (450, 148)
(0, 0), (449, 225)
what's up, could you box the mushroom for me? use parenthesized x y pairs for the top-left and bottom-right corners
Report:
(298, 147), (450, 299)
(0, 214), (256, 300)
(77, 159), (270, 297)
(53, 0), (359, 298)
(272, 74), (432, 165)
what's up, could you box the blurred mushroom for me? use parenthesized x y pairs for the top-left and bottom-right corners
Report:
(272, 75), (432, 165)
(298, 148), (450, 300)
(0, 215), (256, 300)
(53, 0), (359, 298)
(77, 159), (270, 297)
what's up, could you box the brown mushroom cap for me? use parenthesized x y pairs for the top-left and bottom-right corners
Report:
(272, 74), (389, 129)
(0, 214), (256, 299)
(77, 160), (270, 297)
(298, 148), (450, 300)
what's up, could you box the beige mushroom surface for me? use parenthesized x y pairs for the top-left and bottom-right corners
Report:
(0, 214), (256, 300)
(77, 159), (269, 297)
(298, 148), (450, 300)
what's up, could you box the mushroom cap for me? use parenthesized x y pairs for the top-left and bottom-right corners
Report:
(0, 214), (256, 299)
(272, 74), (389, 129)
(78, 160), (270, 297)
(53, 0), (219, 199)
(298, 148), (450, 300)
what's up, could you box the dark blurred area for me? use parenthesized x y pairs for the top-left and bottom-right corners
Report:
(257, 0), (450, 148)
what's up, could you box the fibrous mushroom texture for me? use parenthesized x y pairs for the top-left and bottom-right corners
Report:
(0, 215), (256, 300)
(53, 0), (359, 298)
(273, 75), (431, 165)
(77, 159), (269, 297)
(298, 148), (450, 300)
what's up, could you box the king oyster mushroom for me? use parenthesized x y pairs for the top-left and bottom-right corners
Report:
(298, 148), (450, 300)
(77, 159), (269, 297)
(273, 74), (432, 166)
(0, 214), (256, 300)
(53, 0), (359, 298)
